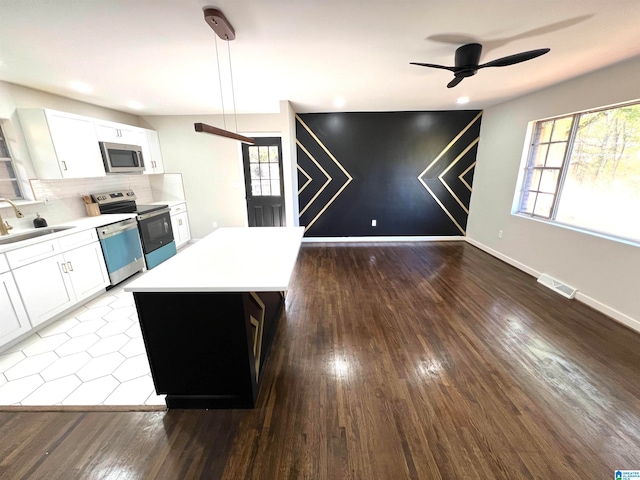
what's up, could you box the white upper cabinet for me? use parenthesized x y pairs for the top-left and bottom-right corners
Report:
(95, 121), (164, 175)
(95, 119), (140, 145)
(18, 109), (106, 179)
(18, 108), (165, 179)
(143, 129), (165, 174)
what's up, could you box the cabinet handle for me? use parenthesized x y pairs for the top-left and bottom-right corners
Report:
(62, 161), (68, 171)
(178, 219), (183, 226)
(60, 262), (67, 273)
(67, 261), (73, 271)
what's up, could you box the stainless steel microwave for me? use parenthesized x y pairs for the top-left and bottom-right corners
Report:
(99, 142), (145, 174)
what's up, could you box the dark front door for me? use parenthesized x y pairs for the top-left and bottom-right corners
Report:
(242, 137), (286, 227)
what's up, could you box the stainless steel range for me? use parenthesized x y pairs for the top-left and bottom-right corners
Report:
(92, 190), (177, 269)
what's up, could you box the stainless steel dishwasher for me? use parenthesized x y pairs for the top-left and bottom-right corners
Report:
(97, 218), (145, 286)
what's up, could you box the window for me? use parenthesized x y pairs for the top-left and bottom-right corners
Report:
(518, 102), (640, 243)
(248, 145), (281, 197)
(0, 123), (23, 200)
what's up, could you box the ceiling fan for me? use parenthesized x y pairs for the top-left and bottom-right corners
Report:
(411, 43), (550, 88)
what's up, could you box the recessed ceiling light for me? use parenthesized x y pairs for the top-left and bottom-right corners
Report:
(70, 81), (93, 94)
(128, 101), (144, 110)
(456, 96), (470, 105)
(333, 96), (346, 108)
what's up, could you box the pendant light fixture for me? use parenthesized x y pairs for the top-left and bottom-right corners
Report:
(195, 8), (255, 144)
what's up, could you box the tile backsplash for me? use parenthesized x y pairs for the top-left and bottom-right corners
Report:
(2, 175), (156, 230)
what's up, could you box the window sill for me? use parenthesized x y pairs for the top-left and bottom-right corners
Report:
(512, 212), (640, 249)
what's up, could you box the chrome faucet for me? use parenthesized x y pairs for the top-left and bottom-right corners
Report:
(0, 198), (24, 236)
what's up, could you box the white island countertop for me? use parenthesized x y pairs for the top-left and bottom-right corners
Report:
(124, 227), (305, 293)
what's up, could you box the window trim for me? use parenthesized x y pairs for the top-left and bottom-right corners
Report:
(514, 99), (640, 246)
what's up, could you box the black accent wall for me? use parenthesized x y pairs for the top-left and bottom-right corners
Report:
(296, 111), (482, 237)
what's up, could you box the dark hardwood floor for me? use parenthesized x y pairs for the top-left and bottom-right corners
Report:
(1, 242), (639, 479)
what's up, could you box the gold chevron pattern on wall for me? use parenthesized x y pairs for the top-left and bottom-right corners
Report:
(417, 112), (482, 235)
(297, 165), (312, 194)
(296, 115), (353, 232)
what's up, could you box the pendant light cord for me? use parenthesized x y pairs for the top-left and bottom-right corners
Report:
(227, 38), (239, 134)
(214, 34), (227, 130)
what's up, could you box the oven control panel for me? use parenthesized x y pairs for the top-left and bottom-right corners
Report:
(92, 190), (137, 204)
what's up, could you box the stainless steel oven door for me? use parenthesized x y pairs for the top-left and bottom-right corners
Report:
(137, 208), (174, 254)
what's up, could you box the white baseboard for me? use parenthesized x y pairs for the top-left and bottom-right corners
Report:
(464, 237), (540, 278)
(465, 237), (640, 334)
(574, 292), (640, 333)
(302, 236), (463, 243)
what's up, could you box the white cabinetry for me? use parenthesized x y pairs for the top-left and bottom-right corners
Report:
(95, 120), (140, 145)
(143, 129), (165, 174)
(95, 121), (164, 175)
(19, 108), (166, 180)
(9, 230), (109, 328)
(170, 203), (191, 249)
(12, 253), (76, 327)
(0, 254), (31, 346)
(18, 109), (106, 179)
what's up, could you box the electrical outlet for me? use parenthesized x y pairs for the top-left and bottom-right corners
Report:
(498, 230), (503, 239)
(43, 196), (50, 206)
(371, 219), (377, 227)
(212, 221), (218, 229)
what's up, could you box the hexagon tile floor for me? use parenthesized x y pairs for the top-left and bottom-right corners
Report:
(0, 280), (165, 407)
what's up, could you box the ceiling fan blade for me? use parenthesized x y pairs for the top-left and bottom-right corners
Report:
(478, 48), (550, 68)
(410, 62), (456, 72)
(447, 76), (465, 88)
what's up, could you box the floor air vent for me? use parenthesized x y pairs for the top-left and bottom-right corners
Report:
(537, 274), (577, 299)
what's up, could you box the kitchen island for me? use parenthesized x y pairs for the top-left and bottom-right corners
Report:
(125, 226), (304, 408)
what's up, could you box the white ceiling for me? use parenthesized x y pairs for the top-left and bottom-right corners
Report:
(1, 0), (640, 116)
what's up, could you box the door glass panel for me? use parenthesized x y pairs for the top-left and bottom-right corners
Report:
(250, 164), (261, 179)
(259, 146), (269, 163)
(251, 181), (261, 196)
(249, 146), (258, 163)
(261, 180), (271, 195)
(271, 180), (281, 196)
(269, 164), (280, 179)
(269, 146), (278, 162)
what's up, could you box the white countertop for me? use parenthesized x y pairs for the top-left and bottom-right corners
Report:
(0, 214), (136, 254)
(149, 200), (186, 207)
(125, 227), (305, 293)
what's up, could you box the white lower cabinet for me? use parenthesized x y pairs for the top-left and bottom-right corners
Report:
(12, 254), (75, 328)
(63, 242), (109, 300)
(0, 272), (31, 345)
(170, 203), (191, 249)
(12, 242), (109, 329)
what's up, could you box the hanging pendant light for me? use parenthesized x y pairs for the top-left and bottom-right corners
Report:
(195, 8), (255, 144)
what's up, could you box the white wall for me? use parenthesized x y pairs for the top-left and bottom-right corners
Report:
(141, 113), (283, 239)
(467, 56), (640, 330)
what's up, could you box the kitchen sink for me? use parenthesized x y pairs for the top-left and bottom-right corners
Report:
(0, 226), (76, 245)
